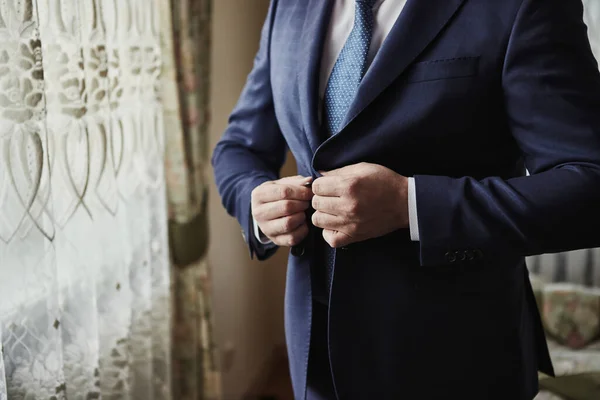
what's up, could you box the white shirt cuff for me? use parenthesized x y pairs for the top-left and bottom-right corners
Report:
(253, 216), (273, 245)
(408, 177), (420, 242)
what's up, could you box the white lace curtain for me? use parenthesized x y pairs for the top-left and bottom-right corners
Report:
(0, 0), (171, 398)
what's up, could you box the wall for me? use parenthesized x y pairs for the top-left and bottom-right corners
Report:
(208, 1), (292, 399)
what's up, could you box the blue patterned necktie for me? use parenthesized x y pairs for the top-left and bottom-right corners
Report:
(324, 0), (376, 136)
(321, 0), (375, 297)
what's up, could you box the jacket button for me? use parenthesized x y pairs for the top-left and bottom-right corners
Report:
(445, 251), (456, 263)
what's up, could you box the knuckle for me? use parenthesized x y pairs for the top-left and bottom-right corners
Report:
(275, 186), (284, 199)
(286, 235), (297, 247)
(347, 199), (359, 215)
(288, 236), (299, 247)
(346, 179), (358, 195)
(280, 186), (292, 199)
(282, 201), (294, 215)
(282, 216), (297, 232)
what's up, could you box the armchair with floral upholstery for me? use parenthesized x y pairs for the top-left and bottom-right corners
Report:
(528, 249), (600, 400)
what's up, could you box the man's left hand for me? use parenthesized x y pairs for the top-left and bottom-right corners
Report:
(311, 162), (409, 248)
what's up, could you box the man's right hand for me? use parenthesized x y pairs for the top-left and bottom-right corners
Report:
(251, 175), (314, 247)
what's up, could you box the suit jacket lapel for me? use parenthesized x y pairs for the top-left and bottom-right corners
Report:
(297, 0), (334, 154)
(340, 0), (466, 130)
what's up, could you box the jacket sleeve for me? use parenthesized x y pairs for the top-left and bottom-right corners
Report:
(211, 0), (285, 260)
(414, 0), (600, 266)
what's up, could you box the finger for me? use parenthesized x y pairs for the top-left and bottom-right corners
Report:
(273, 223), (309, 248)
(311, 211), (345, 230)
(260, 212), (306, 237)
(311, 195), (345, 214)
(255, 200), (310, 220)
(322, 229), (353, 248)
(255, 183), (314, 203)
(311, 176), (347, 197)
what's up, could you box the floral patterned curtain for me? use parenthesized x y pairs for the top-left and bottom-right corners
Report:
(159, 0), (221, 399)
(0, 0), (171, 398)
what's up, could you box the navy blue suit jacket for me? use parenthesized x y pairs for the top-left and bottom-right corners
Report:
(212, 0), (600, 398)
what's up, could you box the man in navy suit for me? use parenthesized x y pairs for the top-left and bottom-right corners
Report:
(212, 0), (600, 398)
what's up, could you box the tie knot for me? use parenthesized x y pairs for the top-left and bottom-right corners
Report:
(356, 0), (377, 7)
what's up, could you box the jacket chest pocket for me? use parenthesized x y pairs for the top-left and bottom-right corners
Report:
(404, 56), (480, 83)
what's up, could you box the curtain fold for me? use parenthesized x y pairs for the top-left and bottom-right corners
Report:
(160, 0), (221, 398)
(0, 0), (172, 398)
